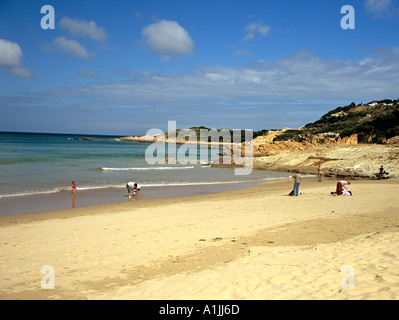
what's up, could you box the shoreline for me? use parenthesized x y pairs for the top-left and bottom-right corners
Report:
(0, 178), (291, 226)
(0, 179), (282, 218)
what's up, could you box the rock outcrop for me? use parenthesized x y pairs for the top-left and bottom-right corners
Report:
(251, 144), (399, 180)
(246, 130), (359, 157)
(213, 130), (396, 179)
(385, 136), (399, 145)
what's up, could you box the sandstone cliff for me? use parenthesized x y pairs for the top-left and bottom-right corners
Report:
(251, 143), (399, 180)
(227, 129), (398, 179)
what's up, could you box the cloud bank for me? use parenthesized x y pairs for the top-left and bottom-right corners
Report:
(2, 45), (398, 132)
(39, 46), (399, 109)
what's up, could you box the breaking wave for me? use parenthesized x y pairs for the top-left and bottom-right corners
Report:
(101, 166), (195, 171)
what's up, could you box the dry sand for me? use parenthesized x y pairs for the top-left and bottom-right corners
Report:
(1, 178), (399, 300)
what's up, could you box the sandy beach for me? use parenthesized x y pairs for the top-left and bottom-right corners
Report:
(1, 177), (399, 300)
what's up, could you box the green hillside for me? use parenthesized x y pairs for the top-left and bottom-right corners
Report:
(274, 99), (399, 144)
(165, 99), (399, 144)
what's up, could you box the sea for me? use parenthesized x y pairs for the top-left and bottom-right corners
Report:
(0, 131), (293, 213)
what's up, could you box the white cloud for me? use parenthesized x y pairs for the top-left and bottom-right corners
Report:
(59, 17), (108, 41)
(365, 0), (399, 17)
(142, 20), (194, 60)
(53, 36), (96, 60)
(0, 39), (32, 79)
(242, 22), (270, 42)
(0, 39), (21, 67)
(9, 67), (33, 79)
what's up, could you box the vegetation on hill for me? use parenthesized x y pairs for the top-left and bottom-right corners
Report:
(165, 126), (269, 143)
(164, 99), (399, 144)
(274, 99), (399, 144)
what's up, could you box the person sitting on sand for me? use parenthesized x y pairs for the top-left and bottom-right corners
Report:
(342, 187), (352, 196)
(335, 180), (350, 195)
(379, 166), (389, 180)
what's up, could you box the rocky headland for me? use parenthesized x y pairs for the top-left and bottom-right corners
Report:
(81, 100), (399, 179)
(116, 129), (399, 180)
(246, 131), (399, 179)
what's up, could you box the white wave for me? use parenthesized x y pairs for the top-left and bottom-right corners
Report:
(0, 180), (249, 198)
(0, 188), (66, 198)
(0, 184), (119, 198)
(141, 176), (289, 187)
(101, 166), (195, 171)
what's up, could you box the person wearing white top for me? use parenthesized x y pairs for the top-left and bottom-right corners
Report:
(336, 180), (350, 195)
(126, 182), (141, 200)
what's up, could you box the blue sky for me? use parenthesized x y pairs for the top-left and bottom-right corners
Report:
(0, 0), (398, 135)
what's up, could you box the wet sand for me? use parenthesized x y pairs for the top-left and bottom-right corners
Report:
(0, 181), (261, 217)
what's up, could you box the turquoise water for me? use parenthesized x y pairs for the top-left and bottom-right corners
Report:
(0, 131), (292, 198)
